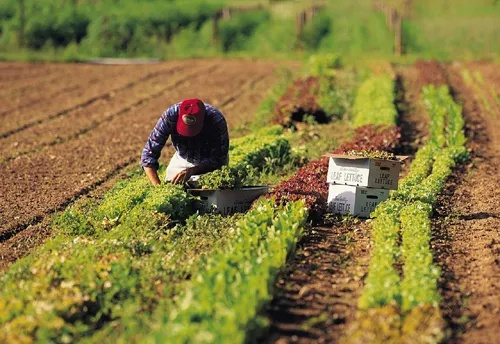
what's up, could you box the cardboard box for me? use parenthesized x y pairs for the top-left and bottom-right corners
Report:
(325, 153), (406, 190)
(187, 186), (269, 215)
(327, 184), (389, 218)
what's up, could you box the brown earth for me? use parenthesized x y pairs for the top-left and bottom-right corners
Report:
(435, 62), (500, 344)
(262, 61), (499, 344)
(0, 59), (498, 344)
(0, 58), (301, 268)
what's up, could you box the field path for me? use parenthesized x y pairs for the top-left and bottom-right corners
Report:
(436, 62), (500, 344)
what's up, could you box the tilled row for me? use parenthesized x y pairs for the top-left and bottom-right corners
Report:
(431, 62), (500, 344)
(0, 62), (179, 136)
(0, 62), (71, 84)
(0, 63), (210, 161)
(0, 64), (78, 97)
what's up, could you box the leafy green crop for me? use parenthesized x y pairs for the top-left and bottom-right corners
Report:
(0, 201), (241, 343)
(354, 82), (468, 341)
(400, 202), (440, 312)
(352, 76), (397, 128)
(358, 200), (403, 310)
(198, 125), (295, 189)
(150, 198), (308, 343)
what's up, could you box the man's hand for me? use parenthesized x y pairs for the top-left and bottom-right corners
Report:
(172, 168), (192, 185)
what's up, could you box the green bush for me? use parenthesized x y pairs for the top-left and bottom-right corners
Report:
(300, 11), (331, 50)
(219, 10), (270, 52)
(25, 7), (90, 49)
(0, 2), (15, 22)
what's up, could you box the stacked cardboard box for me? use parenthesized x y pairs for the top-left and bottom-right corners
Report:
(324, 153), (405, 218)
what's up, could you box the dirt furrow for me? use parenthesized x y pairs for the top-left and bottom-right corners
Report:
(0, 64), (141, 114)
(215, 73), (273, 128)
(218, 74), (267, 107)
(430, 63), (500, 344)
(262, 221), (372, 344)
(0, 63), (215, 162)
(0, 62), (180, 137)
(0, 62), (68, 83)
(0, 159), (139, 271)
(0, 64), (83, 97)
(0, 62), (165, 96)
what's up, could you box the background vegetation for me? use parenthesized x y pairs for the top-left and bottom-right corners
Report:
(0, 0), (499, 61)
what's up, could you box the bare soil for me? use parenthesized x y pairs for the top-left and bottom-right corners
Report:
(434, 62), (500, 344)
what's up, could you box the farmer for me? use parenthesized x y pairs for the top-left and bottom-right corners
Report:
(141, 98), (229, 186)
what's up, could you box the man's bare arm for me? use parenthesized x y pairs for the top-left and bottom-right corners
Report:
(144, 166), (161, 185)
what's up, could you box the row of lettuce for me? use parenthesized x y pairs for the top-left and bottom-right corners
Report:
(348, 85), (467, 342)
(0, 125), (308, 342)
(461, 68), (500, 117)
(197, 126), (294, 190)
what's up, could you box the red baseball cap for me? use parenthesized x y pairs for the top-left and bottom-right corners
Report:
(177, 98), (206, 137)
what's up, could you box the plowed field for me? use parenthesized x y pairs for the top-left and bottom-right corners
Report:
(0, 59), (498, 343)
(0, 58), (300, 265)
